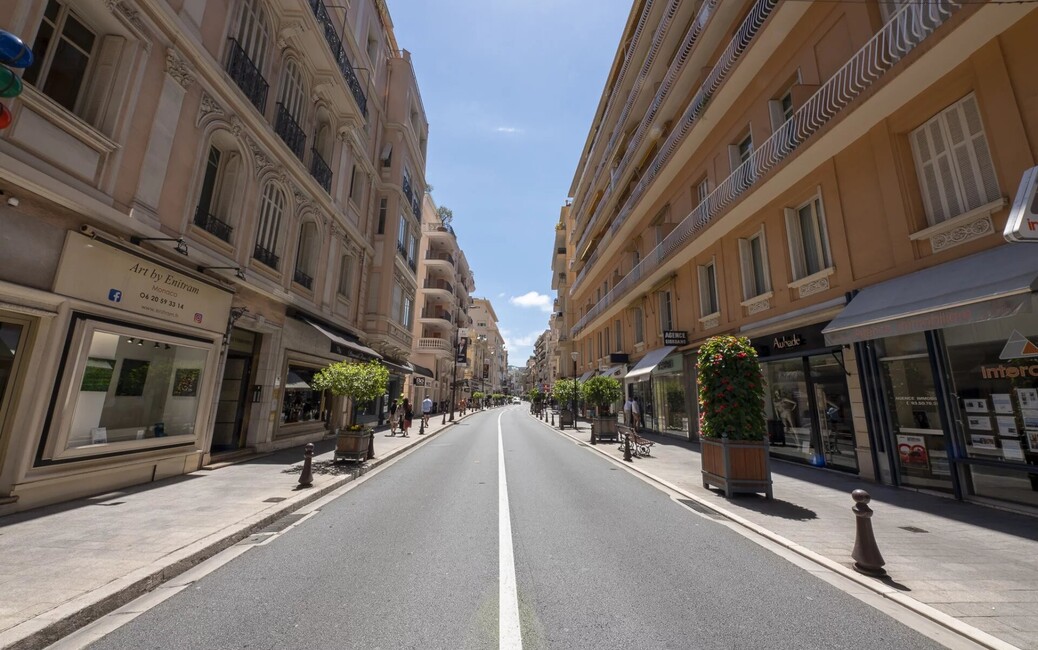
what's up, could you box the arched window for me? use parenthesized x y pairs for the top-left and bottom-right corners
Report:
(309, 111), (333, 192)
(254, 182), (285, 269)
(275, 59), (307, 159)
(293, 221), (318, 290)
(228, 0), (271, 112)
(193, 133), (242, 242)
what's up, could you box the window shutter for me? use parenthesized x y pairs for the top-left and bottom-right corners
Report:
(784, 208), (805, 280)
(768, 100), (784, 133)
(947, 95), (1000, 210)
(79, 35), (125, 131)
(738, 238), (753, 300)
(213, 153), (241, 223)
(728, 144), (741, 173)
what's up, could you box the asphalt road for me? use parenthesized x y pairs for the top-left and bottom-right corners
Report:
(83, 406), (944, 649)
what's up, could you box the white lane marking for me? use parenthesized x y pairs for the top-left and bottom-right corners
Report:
(498, 411), (523, 649)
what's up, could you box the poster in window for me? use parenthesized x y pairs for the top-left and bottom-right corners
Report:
(896, 434), (929, 471)
(963, 398), (989, 414)
(966, 415), (993, 431)
(991, 393), (1014, 415)
(1022, 410), (1038, 430)
(80, 358), (115, 392)
(971, 434), (997, 450)
(1001, 438), (1025, 461)
(1018, 388), (1038, 410)
(172, 368), (201, 397)
(1026, 430), (1038, 452)
(115, 359), (150, 396)
(996, 416), (1020, 437)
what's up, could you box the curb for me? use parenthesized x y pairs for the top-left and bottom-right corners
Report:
(2, 422), (455, 650)
(533, 413), (1020, 650)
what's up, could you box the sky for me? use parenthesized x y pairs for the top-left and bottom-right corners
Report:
(387, 0), (633, 366)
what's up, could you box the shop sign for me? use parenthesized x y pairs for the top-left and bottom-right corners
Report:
(413, 377), (426, 386)
(663, 330), (688, 346)
(753, 323), (828, 358)
(1004, 166), (1038, 243)
(609, 352), (629, 363)
(53, 232), (232, 334)
(999, 330), (1038, 360)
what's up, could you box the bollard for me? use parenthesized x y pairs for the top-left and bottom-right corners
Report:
(851, 489), (886, 576)
(551, 410), (555, 426)
(590, 429), (597, 445)
(441, 410), (446, 425)
(623, 435), (633, 462)
(298, 442), (314, 488)
(419, 414), (425, 435)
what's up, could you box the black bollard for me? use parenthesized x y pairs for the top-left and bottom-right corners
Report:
(298, 442), (314, 487)
(419, 414), (425, 435)
(851, 489), (886, 576)
(623, 435), (633, 462)
(442, 410), (446, 425)
(590, 429), (597, 445)
(551, 410), (555, 426)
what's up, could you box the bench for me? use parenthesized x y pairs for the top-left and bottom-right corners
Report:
(617, 424), (654, 457)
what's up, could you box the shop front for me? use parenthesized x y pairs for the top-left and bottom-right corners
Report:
(625, 345), (691, 439)
(825, 243), (1038, 509)
(2, 231), (233, 512)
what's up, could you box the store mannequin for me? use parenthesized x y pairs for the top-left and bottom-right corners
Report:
(774, 389), (797, 430)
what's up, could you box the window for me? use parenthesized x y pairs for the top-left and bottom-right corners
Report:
(349, 165), (360, 202)
(729, 131), (755, 188)
(769, 87), (795, 132)
(23, 0), (96, 115)
(338, 253), (353, 298)
(377, 198), (387, 234)
(275, 59), (307, 158)
(397, 216), (407, 255)
(227, 0), (270, 112)
(633, 307), (644, 344)
(614, 319), (622, 351)
(658, 290), (673, 332)
(282, 366), (323, 425)
(402, 294), (414, 328)
(910, 94), (1000, 226)
(698, 260), (719, 317)
(408, 232), (418, 267)
(254, 182), (285, 269)
(597, 331), (603, 359)
(294, 221), (317, 289)
(194, 140), (242, 242)
(695, 177), (710, 207)
(785, 197), (832, 280)
(739, 228), (771, 299)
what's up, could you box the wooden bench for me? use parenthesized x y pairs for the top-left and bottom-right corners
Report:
(617, 424), (654, 457)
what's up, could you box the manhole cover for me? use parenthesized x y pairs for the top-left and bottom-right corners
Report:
(263, 497), (287, 503)
(899, 526), (929, 533)
(677, 499), (725, 520)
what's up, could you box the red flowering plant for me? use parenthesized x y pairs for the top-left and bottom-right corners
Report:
(697, 335), (766, 441)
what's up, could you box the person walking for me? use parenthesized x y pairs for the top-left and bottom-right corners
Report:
(623, 396), (634, 426)
(401, 398), (413, 437)
(421, 396), (433, 432)
(388, 398), (398, 436)
(631, 396), (642, 430)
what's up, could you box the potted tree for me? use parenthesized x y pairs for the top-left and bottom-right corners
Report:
(697, 335), (772, 499)
(552, 379), (579, 429)
(581, 375), (622, 444)
(311, 359), (389, 463)
(527, 387), (544, 414)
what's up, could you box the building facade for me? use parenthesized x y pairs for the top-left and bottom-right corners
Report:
(466, 298), (505, 400)
(559, 0), (1038, 509)
(0, 0), (430, 513)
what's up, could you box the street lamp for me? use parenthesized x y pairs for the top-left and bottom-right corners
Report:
(570, 351), (579, 430)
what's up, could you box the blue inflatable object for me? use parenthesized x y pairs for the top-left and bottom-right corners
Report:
(0, 30), (33, 69)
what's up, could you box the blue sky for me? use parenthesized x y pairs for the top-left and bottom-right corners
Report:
(387, 0), (632, 365)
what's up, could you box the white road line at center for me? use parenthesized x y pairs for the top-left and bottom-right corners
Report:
(498, 412), (523, 649)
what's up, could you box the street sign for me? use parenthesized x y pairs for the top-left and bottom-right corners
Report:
(663, 330), (688, 346)
(1004, 166), (1038, 243)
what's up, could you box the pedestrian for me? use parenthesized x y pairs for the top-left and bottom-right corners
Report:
(460, 397), (467, 416)
(623, 396), (633, 426)
(632, 396), (641, 430)
(421, 395), (433, 432)
(388, 398), (398, 436)
(401, 398), (413, 437)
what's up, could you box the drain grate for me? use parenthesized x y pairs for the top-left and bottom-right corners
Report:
(899, 526), (929, 533)
(262, 497), (287, 503)
(258, 513), (308, 535)
(677, 499), (725, 520)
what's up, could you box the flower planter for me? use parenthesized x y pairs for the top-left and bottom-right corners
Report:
(559, 409), (575, 427)
(335, 429), (370, 462)
(701, 437), (773, 499)
(591, 417), (618, 442)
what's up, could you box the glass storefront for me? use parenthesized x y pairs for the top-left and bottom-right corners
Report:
(0, 319), (25, 435)
(652, 354), (689, 436)
(281, 365), (325, 426)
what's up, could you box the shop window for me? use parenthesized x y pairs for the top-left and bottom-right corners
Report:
(0, 320), (27, 440)
(739, 228), (771, 299)
(910, 94), (1000, 226)
(52, 324), (212, 458)
(193, 138), (242, 243)
(698, 260), (719, 318)
(254, 182), (285, 269)
(785, 197), (832, 281)
(281, 366), (324, 425)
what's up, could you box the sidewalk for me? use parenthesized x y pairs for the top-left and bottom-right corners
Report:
(0, 411), (470, 650)
(544, 413), (1038, 650)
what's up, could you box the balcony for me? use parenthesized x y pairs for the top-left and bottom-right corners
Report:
(423, 222), (456, 238)
(407, 257), (417, 273)
(420, 309), (453, 324)
(425, 251), (455, 266)
(193, 208), (233, 243)
(418, 338), (453, 355)
(307, 0), (367, 116)
(572, 0), (964, 338)
(397, 240), (407, 257)
(274, 103), (306, 160)
(253, 244), (279, 270)
(226, 38), (268, 114)
(294, 268), (313, 290)
(309, 148), (332, 193)
(424, 279), (454, 294)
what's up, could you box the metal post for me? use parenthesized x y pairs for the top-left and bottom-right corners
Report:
(298, 442), (314, 487)
(851, 489), (886, 576)
(623, 434), (633, 462)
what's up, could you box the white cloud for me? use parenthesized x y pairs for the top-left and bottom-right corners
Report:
(495, 126), (523, 134)
(501, 329), (544, 363)
(510, 291), (553, 313)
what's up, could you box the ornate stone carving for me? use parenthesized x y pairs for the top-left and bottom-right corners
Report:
(276, 23), (305, 50)
(701, 314), (720, 330)
(229, 115), (243, 137)
(745, 296), (771, 315)
(930, 215), (993, 252)
(797, 276), (830, 298)
(197, 92), (223, 125)
(106, 0), (146, 33)
(245, 134), (273, 176)
(165, 48), (195, 88)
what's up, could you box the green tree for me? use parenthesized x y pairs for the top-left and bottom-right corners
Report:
(697, 335), (766, 440)
(580, 376), (622, 417)
(436, 205), (453, 226)
(311, 360), (389, 427)
(552, 379), (580, 408)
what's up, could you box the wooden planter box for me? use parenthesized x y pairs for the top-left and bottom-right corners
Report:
(335, 429), (371, 462)
(559, 409), (575, 426)
(591, 417), (618, 442)
(701, 437), (773, 499)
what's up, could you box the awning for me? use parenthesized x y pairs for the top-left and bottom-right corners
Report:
(382, 359), (414, 375)
(285, 371), (311, 390)
(600, 365), (626, 378)
(625, 345), (676, 382)
(302, 317), (382, 359)
(577, 370), (595, 383)
(823, 244), (1038, 346)
(412, 363), (434, 378)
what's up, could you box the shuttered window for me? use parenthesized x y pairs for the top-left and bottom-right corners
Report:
(739, 228), (770, 299)
(278, 59), (306, 122)
(910, 94), (1000, 226)
(235, 0), (269, 72)
(698, 260), (719, 317)
(255, 183), (285, 265)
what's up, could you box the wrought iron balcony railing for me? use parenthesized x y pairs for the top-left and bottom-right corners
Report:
(226, 39), (268, 114)
(294, 269), (313, 290)
(408, 257), (417, 273)
(420, 309), (452, 322)
(424, 279), (454, 293)
(253, 244), (279, 270)
(307, 0), (367, 116)
(397, 241), (407, 257)
(193, 208), (233, 242)
(274, 103), (306, 160)
(309, 148), (332, 193)
(571, 0), (964, 338)
(425, 251), (455, 266)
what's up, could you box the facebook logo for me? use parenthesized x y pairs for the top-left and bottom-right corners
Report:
(108, 289), (122, 303)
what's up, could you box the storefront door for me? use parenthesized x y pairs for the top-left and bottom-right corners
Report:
(211, 329), (257, 453)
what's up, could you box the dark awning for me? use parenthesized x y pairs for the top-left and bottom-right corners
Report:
(301, 317), (382, 360)
(412, 363), (434, 378)
(823, 244), (1038, 346)
(382, 359), (414, 375)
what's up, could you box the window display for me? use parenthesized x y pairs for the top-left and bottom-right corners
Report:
(651, 354), (688, 436)
(0, 320), (25, 429)
(64, 328), (210, 451)
(281, 366), (325, 425)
